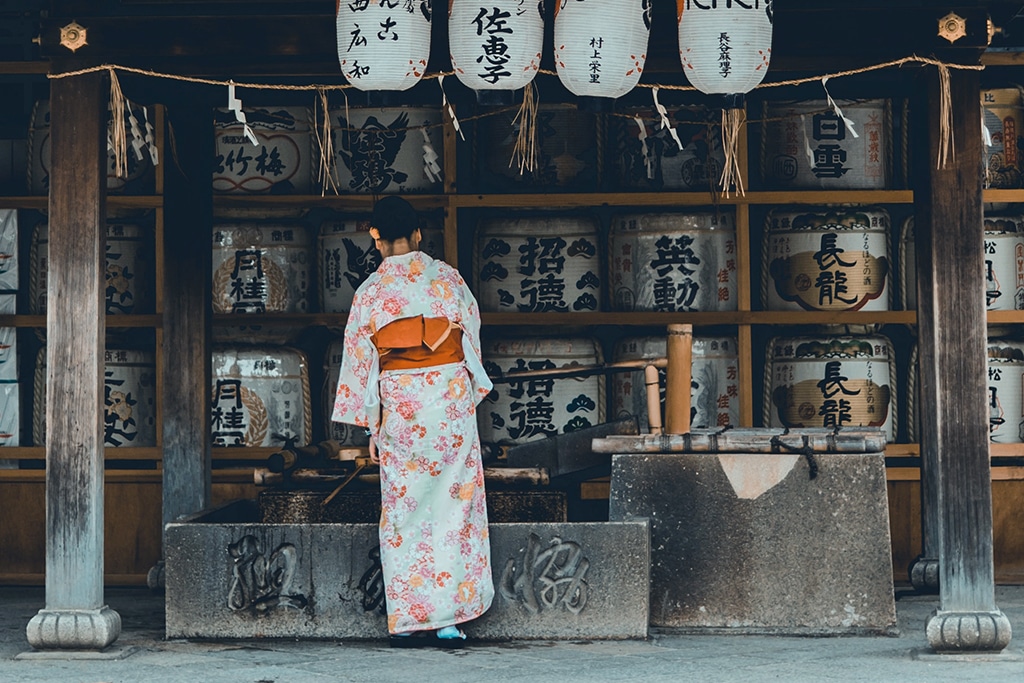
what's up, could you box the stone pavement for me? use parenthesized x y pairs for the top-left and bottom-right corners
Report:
(1, 585), (1023, 683)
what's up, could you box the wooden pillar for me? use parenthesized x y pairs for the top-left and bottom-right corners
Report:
(149, 92), (213, 589)
(913, 64), (1011, 652)
(26, 69), (120, 650)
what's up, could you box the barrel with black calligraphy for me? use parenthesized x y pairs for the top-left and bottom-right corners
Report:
(610, 211), (737, 312)
(987, 339), (1024, 443)
(765, 335), (896, 442)
(27, 100), (156, 195)
(479, 336), (605, 446)
(318, 214), (444, 314)
(475, 215), (602, 313)
(211, 346), (312, 448)
(213, 106), (313, 194)
(612, 335), (739, 433)
(613, 104), (725, 191)
(34, 347), (157, 447)
(900, 215), (1024, 311)
(763, 207), (891, 312)
(478, 103), (597, 192)
(212, 224), (311, 315)
(761, 99), (891, 190)
(330, 107), (444, 194)
(323, 338), (369, 447)
(982, 87), (1024, 189)
(31, 220), (153, 315)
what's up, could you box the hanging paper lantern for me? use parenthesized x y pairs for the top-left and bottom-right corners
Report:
(678, 0), (773, 99)
(336, 0), (432, 91)
(553, 0), (651, 104)
(678, 0), (773, 195)
(449, 0), (544, 100)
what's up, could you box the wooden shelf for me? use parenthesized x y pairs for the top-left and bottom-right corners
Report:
(213, 313), (346, 327)
(213, 194), (448, 210)
(456, 190), (914, 208)
(481, 310), (917, 326)
(0, 314), (160, 328)
(984, 189), (1024, 203)
(0, 447), (162, 460)
(0, 196), (163, 210)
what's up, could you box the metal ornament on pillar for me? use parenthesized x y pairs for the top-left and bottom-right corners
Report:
(554, 0), (651, 107)
(678, 0), (773, 194)
(449, 0), (544, 103)
(336, 0), (432, 91)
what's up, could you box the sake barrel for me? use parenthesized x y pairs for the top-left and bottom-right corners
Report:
(478, 104), (597, 192)
(900, 215), (1024, 311)
(766, 335), (896, 442)
(0, 380), (18, 448)
(0, 325), (15, 383)
(33, 347), (157, 447)
(318, 214), (444, 314)
(761, 99), (890, 190)
(213, 106), (313, 194)
(479, 336), (605, 445)
(211, 346), (312, 448)
(0, 209), (16, 292)
(987, 339), (1024, 443)
(613, 104), (725, 191)
(610, 211), (737, 312)
(611, 335), (739, 432)
(982, 87), (1024, 189)
(763, 207), (891, 312)
(27, 99), (155, 195)
(330, 107), (443, 193)
(475, 215), (602, 313)
(212, 224), (312, 314)
(322, 338), (369, 447)
(30, 220), (153, 315)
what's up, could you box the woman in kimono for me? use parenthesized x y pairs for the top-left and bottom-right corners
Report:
(332, 196), (494, 648)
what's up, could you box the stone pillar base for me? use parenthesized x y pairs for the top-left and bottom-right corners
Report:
(926, 609), (1012, 653)
(26, 606), (121, 650)
(909, 556), (939, 593)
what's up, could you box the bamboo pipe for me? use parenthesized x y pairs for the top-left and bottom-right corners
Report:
(489, 357), (668, 383)
(254, 466), (550, 487)
(665, 323), (693, 435)
(644, 364), (663, 435)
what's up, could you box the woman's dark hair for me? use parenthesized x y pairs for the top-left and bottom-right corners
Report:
(371, 195), (419, 242)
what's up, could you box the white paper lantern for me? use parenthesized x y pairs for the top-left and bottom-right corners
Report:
(678, 0), (773, 98)
(554, 0), (651, 102)
(336, 0), (432, 91)
(449, 1), (544, 95)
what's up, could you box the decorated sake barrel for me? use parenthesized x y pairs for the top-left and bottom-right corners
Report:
(330, 107), (443, 194)
(766, 335), (896, 442)
(27, 99), (155, 195)
(30, 220), (153, 315)
(0, 209), (16, 292)
(0, 380), (18, 448)
(900, 215), (1024, 311)
(763, 207), (891, 312)
(761, 99), (891, 190)
(322, 338), (369, 447)
(479, 336), (605, 445)
(318, 214), (444, 314)
(613, 104), (725, 191)
(475, 215), (601, 313)
(987, 339), (1024, 443)
(33, 347), (157, 447)
(212, 224), (311, 314)
(982, 87), (1024, 189)
(611, 335), (739, 432)
(610, 211), (737, 312)
(478, 104), (597, 192)
(213, 106), (313, 194)
(211, 346), (312, 448)
(0, 325), (15, 382)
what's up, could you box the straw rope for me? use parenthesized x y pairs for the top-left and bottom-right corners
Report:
(511, 82), (539, 174)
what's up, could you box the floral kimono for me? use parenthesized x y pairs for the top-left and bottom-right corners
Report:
(332, 251), (494, 634)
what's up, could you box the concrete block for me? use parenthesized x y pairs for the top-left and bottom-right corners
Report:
(609, 452), (896, 634)
(165, 501), (648, 640)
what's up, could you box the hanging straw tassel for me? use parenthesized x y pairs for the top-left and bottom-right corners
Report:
(936, 62), (955, 170)
(108, 68), (129, 180)
(314, 88), (339, 196)
(719, 107), (746, 197)
(511, 82), (539, 175)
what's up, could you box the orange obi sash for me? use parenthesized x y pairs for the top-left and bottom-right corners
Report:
(372, 315), (465, 371)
